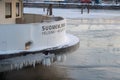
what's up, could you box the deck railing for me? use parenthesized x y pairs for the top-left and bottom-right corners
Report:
(16, 14), (64, 24)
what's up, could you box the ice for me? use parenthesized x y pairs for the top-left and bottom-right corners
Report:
(42, 57), (51, 66)
(0, 52), (68, 72)
(0, 53), (45, 72)
(24, 8), (120, 19)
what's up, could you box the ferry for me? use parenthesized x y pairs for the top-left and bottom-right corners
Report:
(0, 0), (80, 72)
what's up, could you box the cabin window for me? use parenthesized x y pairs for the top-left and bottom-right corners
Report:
(16, 2), (20, 17)
(5, 3), (12, 18)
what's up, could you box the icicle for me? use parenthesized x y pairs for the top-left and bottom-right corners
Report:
(56, 55), (62, 62)
(10, 64), (13, 70)
(15, 63), (19, 70)
(61, 55), (66, 62)
(19, 63), (23, 69)
(0, 53), (52, 72)
(41, 59), (45, 66)
(50, 57), (54, 63)
(45, 57), (51, 66)
(14, 63), (17, 69)
(42, 57), (51, 66)
(23, 60), (26, 66)
(33, 60), (36, 68)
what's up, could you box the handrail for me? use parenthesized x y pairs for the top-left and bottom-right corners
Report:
(16, 13), (64, 24)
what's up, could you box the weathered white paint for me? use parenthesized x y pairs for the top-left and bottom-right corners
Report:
(0, 0), (22, 24)
(0, 18), (67, 51)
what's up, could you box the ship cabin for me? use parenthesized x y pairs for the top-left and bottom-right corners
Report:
(0, 0), (67, 52)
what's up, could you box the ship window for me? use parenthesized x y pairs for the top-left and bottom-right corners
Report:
(16, 2), (20, 17)
(5, 3), (12, 18)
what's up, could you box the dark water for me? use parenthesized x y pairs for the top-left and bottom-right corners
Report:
(1, 17), (120, 80)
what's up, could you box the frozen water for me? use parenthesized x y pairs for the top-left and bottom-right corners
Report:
(24, 8), (120, 18)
